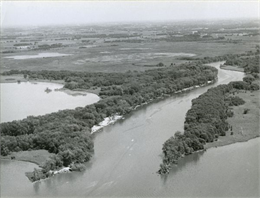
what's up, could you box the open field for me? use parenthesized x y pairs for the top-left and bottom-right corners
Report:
(2, 41), (257, 73)
(1, 21), (259, 73)
(205, 89), (259, 149)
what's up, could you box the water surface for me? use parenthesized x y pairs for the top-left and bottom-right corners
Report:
(1, 82), (99, 123)
(4, 53), (71, 60)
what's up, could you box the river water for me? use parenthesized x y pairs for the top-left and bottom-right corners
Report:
(4, 53), (71, 60)
(1, 62), (259, 197)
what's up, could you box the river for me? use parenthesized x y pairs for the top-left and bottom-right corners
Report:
(1, 62), (259, 197)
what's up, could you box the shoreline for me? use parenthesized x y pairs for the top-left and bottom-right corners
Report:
(0, 74), (65, 84)
(1, 157), (41, 166)
(0, 149), (54, 167)
(219, 65), (244, 73)
(90, 80), (215, 134)
(91, 115), (123, 134)
(55, 87), (101, 96)
(0, 74), (100, 97)
(204, 134), (260, 150)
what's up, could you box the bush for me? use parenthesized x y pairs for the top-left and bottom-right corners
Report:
(227, 110), (234, 117)
(243, 76), (255, 84)
(250, 83), (259, 91)
(230, 81), (249, 90)
(243, 108), (250, 114)
(229, 96), (245, 106)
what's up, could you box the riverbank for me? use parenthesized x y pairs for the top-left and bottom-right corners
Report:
(91, 115), (123, 133)
(220, 64), (244, 72)
(55, 87), (101, 96)
(204, 89), (259, 149)
(1, 150), (54, 167)
(0, 74), (64, 84)
(91, 80), (215, 134)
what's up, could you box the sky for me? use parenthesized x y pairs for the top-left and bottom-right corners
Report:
(1, 1), (259, 27)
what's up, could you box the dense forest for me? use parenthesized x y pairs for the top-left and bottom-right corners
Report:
(158, 53), (259, 175)
(1, 62), (218, 182)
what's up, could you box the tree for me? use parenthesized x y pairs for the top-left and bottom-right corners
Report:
(243, 76), (255, 84)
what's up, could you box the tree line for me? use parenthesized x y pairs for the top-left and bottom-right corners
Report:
(224, 53), (259, 74)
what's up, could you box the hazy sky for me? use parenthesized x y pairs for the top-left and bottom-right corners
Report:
(1, 1), (259, 27)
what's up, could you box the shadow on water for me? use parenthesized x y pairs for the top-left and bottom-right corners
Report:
(161, 150), (205, 184)
(33, 167), (87, 195)
(33, 182), (40, 195)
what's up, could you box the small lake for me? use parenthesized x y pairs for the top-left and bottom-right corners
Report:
(4, 53), (71, 60)
(0, 82), (100, 123)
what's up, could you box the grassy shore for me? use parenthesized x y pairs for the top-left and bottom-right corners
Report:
(0, 74), (28, 83)
(220, 64), (244, 72)
(55, 87), (101, 95)
(0, 74), (64, 84)
(1, 150), (54, 166)
(205, 89), (259, 149)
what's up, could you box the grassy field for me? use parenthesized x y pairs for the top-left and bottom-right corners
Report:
(1, 38), (258, 73)
(1, 150), (54, 166)
(205, 89), (259, 149)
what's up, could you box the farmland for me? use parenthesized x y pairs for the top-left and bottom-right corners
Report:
(1, 20), (259, 73)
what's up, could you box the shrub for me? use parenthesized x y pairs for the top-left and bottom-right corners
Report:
(243, 108), (250, 114)
(229, 96), (245, 106)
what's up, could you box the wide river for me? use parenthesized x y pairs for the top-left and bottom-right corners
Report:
(1, 62), (259, 197)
